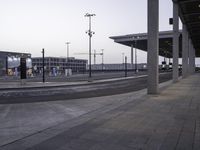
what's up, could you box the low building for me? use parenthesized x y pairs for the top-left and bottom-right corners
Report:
(32, 57), (87, 76)
(91, 63), (147, 70)
(0, 51), (32, 76)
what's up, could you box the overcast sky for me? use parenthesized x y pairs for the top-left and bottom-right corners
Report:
(0, 0), (174, 64)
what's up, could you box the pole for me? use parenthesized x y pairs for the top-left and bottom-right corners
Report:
(101, 49), (104, 71)
(89, 16), (92, 78)
(125, 56), (127, 77)
(94, 50), (96, 65)
(122, 53), (124, 64)
(122, 53), (124, 70)
(131, 45), (134, 71)
(42, 48), (45, 83)
(85, 13), (95, 78)
(6, 56), (8, 76)
(135, 40), (137, 73)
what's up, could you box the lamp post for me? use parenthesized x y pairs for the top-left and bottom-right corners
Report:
(85, 13), (95, 78)
(42, 48), (45, 83)
(101, 49), (104, 71)
(65, 42), (70, 59)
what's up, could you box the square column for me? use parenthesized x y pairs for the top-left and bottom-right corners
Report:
(182, 24), (189, 78)
(192, 45), (196, 73)
(189, 39), (193, 74)
(173, 2), (179, 83)
(147, 0), (159, 94)
(131, 45), (134, 70)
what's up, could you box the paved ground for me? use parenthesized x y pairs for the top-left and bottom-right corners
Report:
(0, 74), (147, 90)
(0, 71), (147, 83)
(0, 73), (172, 104)
(0, 73), (199, 150)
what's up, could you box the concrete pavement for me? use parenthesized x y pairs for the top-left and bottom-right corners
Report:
(1, 73), (200, 150)
(0, 75), (147, 91)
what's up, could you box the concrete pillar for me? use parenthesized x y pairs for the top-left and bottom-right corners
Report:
(182, 24), (189, 78)
(189, 39), (193, 74)
(131, 44), (134, 70)
(192, 45), (196, 73)
(147, 0), (159, 94)
(173, 2), (179, 83)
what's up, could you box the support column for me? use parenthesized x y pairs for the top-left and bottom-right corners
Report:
(147, 0), (159, 94)
(182, 24), (189, 78)
(192, 45), (196, 73)
(189, 39), (193, 74)
(173, 2), (179, 83)
(131, 44), (134, 70)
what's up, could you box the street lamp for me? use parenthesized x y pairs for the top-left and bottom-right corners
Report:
(42, 48), (45, 83)
(65, 42), (70, 59)
(85, 13), (95, 78)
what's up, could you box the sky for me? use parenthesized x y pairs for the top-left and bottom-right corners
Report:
(0, 0), (175, 64)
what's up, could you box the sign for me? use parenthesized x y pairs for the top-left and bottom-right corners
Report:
(169, 18), (173, 25)
(20, 58), (27, 79)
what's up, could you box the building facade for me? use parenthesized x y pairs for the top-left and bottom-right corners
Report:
(91, 63), (147, 70)
(0, 51), (32, 76)
(32, 57), (87, 75)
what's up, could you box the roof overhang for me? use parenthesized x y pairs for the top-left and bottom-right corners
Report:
(110, 30), (182, 58)
(173, 0), (200, 57)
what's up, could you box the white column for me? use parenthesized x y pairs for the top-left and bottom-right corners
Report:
(131, 44), (134, 70)
(147, 0), (159, 94)
(182, 24), (189, 78)
(173, 2), (179, 83)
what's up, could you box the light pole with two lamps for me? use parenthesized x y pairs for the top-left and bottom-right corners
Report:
(85, 13), (96, 78)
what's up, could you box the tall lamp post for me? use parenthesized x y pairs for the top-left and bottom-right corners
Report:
(85, 13), (95, 78)
(42, 48), (45, 83)
(65, 42), (70, 59)
(101, 49), (104, 71)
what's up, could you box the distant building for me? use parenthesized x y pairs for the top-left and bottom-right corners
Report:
(32, 57), (87, 75)
(91, 63), (147, 70)
(0, 51), (32, 76)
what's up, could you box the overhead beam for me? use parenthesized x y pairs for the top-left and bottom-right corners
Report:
(183, 12), (200, 17)
(179, 0), (200, 4)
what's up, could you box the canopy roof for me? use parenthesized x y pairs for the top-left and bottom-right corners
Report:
(173, 0), (200, 56)
(110, 31), (182, 58)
